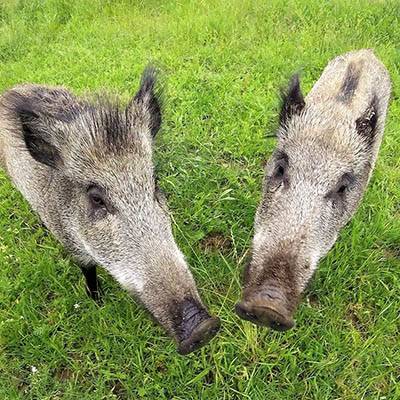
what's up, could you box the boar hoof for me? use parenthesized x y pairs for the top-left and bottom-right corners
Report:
(177, 317), (220, 355)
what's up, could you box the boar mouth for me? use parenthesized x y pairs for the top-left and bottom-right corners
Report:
(177, 317), (221, 355)
(172, 298), (220, 355)
(235, 301), (295, 331)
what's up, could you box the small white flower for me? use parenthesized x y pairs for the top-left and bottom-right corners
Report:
(31, 366), (38, 374)
(74, 303), (80, 309)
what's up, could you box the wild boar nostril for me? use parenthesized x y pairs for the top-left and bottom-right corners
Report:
(269, 319), (287, 331)
(236, 300), (295, 331)
(174, 298), (220, 355)
(176, 298), (210, 342)
(177, 317), (220, 355)
(235, 303), (258, 322)
(252, 305), (295, 331)
(244, 310), (257, 320)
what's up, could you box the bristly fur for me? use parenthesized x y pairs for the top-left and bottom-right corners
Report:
(4, 66), (164, 166)
(0, 67), (218, 354)
(5, 90), (133, 162)
(279, 73), (305, 127)
(238, 49), (391, 331)
(85, 97), (133, 152)
(338, 62), (361, 103)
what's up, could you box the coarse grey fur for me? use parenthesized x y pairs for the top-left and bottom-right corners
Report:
(236, 49), (391, 330)
(0, 67), (220, 355)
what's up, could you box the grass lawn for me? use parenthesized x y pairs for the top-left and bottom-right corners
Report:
(0, 0), (399, 398)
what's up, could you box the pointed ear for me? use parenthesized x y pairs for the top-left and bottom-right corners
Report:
(11, 94), (62, 168)
(355, 96), (379, 149)
(279, 74), (305, 126)
(127, 66), (162, 137)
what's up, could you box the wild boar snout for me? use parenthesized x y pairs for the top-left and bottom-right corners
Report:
(236, 248), (306, 329)
(235, 301), (294, 331)
(172, 298), (221, 355)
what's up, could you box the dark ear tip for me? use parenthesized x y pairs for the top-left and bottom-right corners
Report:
(140, 65), (158, 86)
(287, 73), (302, 95)
(139, 65), (164, 98)
(132, 64), (163, 137)
(135, 64), (164, 104)
(3, 90), (61, 169)
(279, 72), (305, 126)
(290, 73), (300, 86)
(3, 91), (37, 121)
(279, 73), (303, 101)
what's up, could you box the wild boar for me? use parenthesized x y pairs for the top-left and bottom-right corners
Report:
(236, 49), (391, 330)
(0, 67), (220, 354)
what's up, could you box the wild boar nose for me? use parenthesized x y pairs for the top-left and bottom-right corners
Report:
(176, 299), (220, 355)
(235, 296), (295, 331)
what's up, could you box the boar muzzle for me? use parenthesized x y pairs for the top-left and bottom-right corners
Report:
(235, 288), (295, 331)
(173, 298), (220, 355)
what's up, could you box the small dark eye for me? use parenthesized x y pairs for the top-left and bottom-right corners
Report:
(336, 172), (355, 195)
(90, 193), (105, 207)
(272, 159), (288, 183)
(272, 151), (289, 181)
(326, 172), (355, 202)
(87, 186), (107, 210)
(275, 164), (285, 178)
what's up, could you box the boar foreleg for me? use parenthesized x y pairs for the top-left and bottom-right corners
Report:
(80, 265), (102, 302)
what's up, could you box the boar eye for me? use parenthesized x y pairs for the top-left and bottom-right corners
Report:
(336, 173), (355, 194)
(272, 152), (289, 181)
(90, 193), (105, 207)
(326, 172), (355, 201)
(275, 164), (285, 178)
(336, 184), (347, 194)
(87, 186), (107, 211)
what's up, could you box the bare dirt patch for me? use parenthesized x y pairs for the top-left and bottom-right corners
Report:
(199, 232), (232, 253)
(346, 304), (367, 337)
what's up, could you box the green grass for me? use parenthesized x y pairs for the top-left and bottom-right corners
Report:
(0, 0), (399, 398)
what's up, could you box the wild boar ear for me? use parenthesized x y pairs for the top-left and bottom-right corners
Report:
(128, 66), (162, 138)
(355, 96), (378, 149)
(279, 74), (305, 126)
(12, 95), (62, 169)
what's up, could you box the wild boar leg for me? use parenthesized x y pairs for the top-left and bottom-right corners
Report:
(80, 265), (101, 301)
